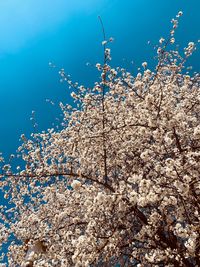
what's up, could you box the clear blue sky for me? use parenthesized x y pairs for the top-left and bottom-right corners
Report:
(0, 0), (199, 157)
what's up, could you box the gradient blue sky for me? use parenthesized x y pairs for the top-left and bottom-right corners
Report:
(0, 0), (199, 157)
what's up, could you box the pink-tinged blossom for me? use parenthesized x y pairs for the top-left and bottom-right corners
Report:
(0, 12), (199, 267)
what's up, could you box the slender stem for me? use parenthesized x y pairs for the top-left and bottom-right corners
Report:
(1, 171), (115, 192)
(98, 16), (108, 183)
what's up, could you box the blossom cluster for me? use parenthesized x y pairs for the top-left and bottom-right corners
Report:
(0, 11), (199, 267)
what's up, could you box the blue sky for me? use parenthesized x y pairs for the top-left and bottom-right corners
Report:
(0, 0), (199, 157)
(0, 0), (109, 55)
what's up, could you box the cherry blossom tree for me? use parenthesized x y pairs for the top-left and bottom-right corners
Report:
(0, 11), (200, 266)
